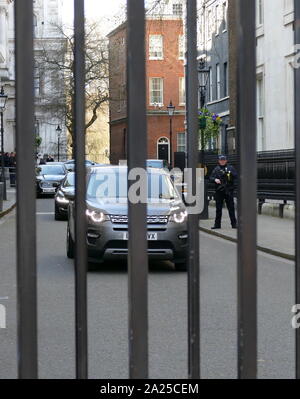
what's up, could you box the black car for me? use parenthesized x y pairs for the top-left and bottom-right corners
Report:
(36, 164), (67, 197)
(64, 159), (95, 172)
(54, 172), (75, 220)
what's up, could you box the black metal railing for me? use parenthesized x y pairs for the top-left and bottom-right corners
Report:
(204, 150), (295, 203)
(10, 0), (300, 380)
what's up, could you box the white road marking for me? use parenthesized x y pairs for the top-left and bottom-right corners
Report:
(36, 212), (55, 215)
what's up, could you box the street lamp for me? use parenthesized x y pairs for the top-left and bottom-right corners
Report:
(198, 58), (210, 109)
(56, 125), (62, 161)
(167, 100), (175, 167)
(198, 59), (210, 220)
(0, 86), (8, 201)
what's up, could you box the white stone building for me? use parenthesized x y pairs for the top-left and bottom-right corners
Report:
(0, 0), (67, 159)
(256, 0), (295, 151)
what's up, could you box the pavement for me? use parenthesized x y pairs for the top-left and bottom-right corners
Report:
(0, 184), (16, 218)
(0, 198), (296, 379)
(200, 206), (294, 260)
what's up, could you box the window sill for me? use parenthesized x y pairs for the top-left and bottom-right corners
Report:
(149, 104), (164, 107)
(207, 96), (229, 106)
(256, 25), (264, 38)
(283, 11), (294, 26)
(149, 57), (164, 61)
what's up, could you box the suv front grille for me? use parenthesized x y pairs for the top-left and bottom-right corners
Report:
(110, 215), (169, 225)
(41, 181), (56, 188)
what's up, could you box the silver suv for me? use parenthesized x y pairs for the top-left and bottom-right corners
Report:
(66, 166), (188, 271)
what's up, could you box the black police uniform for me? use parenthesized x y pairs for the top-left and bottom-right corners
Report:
(209, 164), (237, 228)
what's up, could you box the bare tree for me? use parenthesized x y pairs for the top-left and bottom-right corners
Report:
(37, 21), (109, 150)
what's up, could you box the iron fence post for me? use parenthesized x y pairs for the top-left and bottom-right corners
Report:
(236, 0), (257, 379)
(14, 0), (38, 379)
(127, 0), (149, 379)
(186, 0), (200, 379)
(294, 0), (300, 380)
(0, 110), (7, 201)
(74, 0), (88, 379)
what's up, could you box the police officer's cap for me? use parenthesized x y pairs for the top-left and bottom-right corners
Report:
(218, 155), (227, 161)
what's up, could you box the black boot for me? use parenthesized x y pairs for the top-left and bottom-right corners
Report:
(211, 226), (221, 230)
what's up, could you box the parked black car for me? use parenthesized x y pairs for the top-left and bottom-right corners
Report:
(54, 172), (75, 220)
(36, 164), (67, 197)
(64, 159), (95, 172)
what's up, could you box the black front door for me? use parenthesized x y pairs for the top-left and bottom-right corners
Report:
(158, 144), (169, 162)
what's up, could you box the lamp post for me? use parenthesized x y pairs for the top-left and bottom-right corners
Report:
(167, 100), (175, 167)
(198, 59), (210, 220)
(56, 125), (62, 161)
(0, 86), (8, 201)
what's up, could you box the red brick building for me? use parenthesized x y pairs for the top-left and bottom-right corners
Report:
(108, 13), (186, 165)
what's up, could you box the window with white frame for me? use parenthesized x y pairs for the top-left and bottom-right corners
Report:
(200, 12), (205, 44)
(224, 62), (228, 97)
(178, 35), (184, 59)
(215, 4), (219, 34)
(257, 74), (265, 150)
(177, 132), (186, 152)
(257, 0), (264, 26)
(216, 64), (221, 99)
(207, 9), (212, 39)
(209, 67), (213, 102)
(222, 2), (228, 31)
(179, 77), (185, 105)
(149, 35), (163, 60)
(173, 3), (183, 16)
(34, 67), (41, 96)
(150, 78), (163, 106)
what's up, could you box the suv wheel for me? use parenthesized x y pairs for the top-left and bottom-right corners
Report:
(67, 225), (75, 259)
(174, 260), (187, 272)
(55, 203), (63, 220)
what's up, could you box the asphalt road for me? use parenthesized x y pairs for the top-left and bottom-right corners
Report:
(0, 198), (296, 379)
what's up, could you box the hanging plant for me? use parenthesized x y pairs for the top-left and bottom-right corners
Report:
(198, 108), (222, 150)
(35, 135), (42, 149)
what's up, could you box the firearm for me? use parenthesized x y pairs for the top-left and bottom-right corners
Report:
(216, 167), (233, 193)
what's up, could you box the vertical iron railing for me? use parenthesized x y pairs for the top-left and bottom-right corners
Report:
(15, 0), (38, 379)
(294, 0), (300, 380)
(186, 0), (200, 379)
(74, 0), (88, 379)
(126, 0), (149, 379)
(236, 0), (257, 379)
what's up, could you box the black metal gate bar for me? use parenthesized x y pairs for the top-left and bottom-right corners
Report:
(294, 0), (300, 380)
(127, 0), (148, 379)
(14, 0), (38, 379)
(74, 0), (88, 379)
(236, 0), (257, 379)
(186, 0), (200, 379)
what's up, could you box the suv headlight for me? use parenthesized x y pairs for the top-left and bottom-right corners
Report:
(170, 210), (188, 224)
(86, 209), (109, 223)
(56, 192), (69, 204)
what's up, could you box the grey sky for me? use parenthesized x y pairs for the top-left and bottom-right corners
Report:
(62, 0), (126, 34)
(62, 0), (161, 34)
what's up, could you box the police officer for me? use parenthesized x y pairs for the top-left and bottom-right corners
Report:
(210, 155), (237, 229)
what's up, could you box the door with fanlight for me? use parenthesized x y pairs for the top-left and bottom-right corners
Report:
(157, 137), (169, 162)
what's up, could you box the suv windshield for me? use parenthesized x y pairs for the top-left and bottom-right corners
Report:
(63, 173), (75, 187)
(38, 165), (65, 175)
(87, 169), (178, 201)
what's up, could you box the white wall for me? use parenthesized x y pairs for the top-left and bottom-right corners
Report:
(256, 0), (295, 151)
(0, 0), (67, 156)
